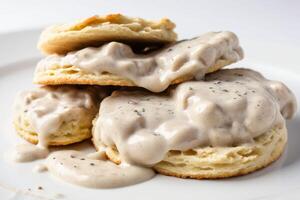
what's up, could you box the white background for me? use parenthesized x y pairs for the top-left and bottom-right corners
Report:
(0, 0), (299, 44)
(0, 0), (299, 71)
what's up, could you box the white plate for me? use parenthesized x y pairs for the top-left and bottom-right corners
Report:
(0, 30), (300, 200)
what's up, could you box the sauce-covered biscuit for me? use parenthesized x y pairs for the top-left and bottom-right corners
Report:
(13, 85), (109, 162)
(92, 68), (296, 178)
(35, 31), (243, 92)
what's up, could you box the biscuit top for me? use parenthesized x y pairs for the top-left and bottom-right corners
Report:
(38, 14), (177, 54)
(93, 69), (296, 166)
(66, 14), (175, 32)
(14, 86), (103, 147)
(36, 31), (243, 92)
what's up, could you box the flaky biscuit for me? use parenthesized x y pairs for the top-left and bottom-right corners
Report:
(38, 14), (177, 54)
(13, 119), (91, 146)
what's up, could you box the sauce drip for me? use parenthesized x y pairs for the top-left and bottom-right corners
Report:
(11, 143), (48, 162)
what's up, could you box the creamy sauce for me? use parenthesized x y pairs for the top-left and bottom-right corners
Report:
(93, 69), (297, 166)
(33, 163), (48, 173)
(46, 150), (155, 188)
(11, 143), (49, 162)
(13, 86), (106, 162)
(36, 31), (243, 92)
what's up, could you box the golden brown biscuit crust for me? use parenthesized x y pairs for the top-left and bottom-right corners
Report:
(13, 119), (92, 146)
(38, 14), (177, 55)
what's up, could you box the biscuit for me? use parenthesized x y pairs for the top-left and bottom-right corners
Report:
(13, 86), (108, 146)
(90, 67), (296, 178)
(101, 126), (287, 179)
(38, 14), (177, 55)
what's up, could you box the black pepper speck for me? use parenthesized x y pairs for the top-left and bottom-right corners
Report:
(133, 109), (142, 116)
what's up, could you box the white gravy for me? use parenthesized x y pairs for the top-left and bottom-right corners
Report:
(45, 150), (155, 188)
(36, 31), (243, 92)
(93, 69), (297, 166)
(11, 143), (49, 162)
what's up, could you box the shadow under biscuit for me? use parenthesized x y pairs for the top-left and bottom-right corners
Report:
(282, 116), (300, 167)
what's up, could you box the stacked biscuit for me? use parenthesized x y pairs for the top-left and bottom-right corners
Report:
(13, 14), (296, 179)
